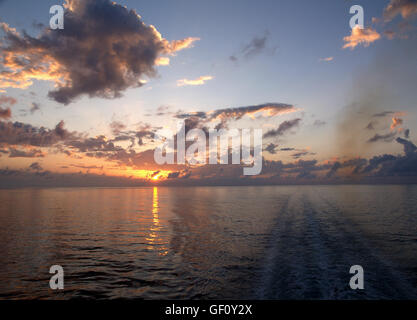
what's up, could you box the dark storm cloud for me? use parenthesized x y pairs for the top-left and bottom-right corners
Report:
(361, 138), (417, 175)
(396, 137), (417, 155)
(373, 139), (417, 177)
(363, 154), (398, 173)
(0, 120), (78, 147)
(263, 118), (301, 139)
(0, 0), (198, 104)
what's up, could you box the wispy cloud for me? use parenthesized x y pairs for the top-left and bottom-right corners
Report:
(177, 76), (214, 87)
(263, 118), (302, 139)
(319, 57), (334, 62)
(383, 0), (417, 21)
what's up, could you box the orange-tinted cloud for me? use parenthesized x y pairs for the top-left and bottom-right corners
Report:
(0, 107), (11, 119)
(343, 26), (381, 50)
(383, 0), (417, 21)
(155, 57), (171, 66)
(177, 76), (214, 87)
(168, 37), (200, 53)
(319, 57), (334, 62)
(0, 0), (199, 104)
(391, 117), (404, 130)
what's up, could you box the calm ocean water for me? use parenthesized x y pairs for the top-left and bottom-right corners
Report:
(0, 185), (416, 300)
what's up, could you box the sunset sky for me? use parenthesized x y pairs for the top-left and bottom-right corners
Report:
(0, 0), (416, 186)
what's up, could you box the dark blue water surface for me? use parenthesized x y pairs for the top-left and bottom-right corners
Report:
(0, 185), (416, 299)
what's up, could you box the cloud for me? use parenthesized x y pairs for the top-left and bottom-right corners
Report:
(0, 120), (78, 147)
(66, 135), (123, 153)
(319, 57), (334, 62)
(177, 76), (213, 87)
(0, 95), (16, 106)
(383, 0), (417, 21)
(373, 111), (396, 117)
(242, 33), (269, 58)
(0, 107), (11, 119)
(396, 137), (417, 155)
(326, 162), (342, 178)
(30, 102), (40, 114)
(390, 117), (404, 130)
(343, 26), (381, 50)
(384, 30), (397, 40)
(175, 103), (297, 130)
(29, 162), (43, 171)
(366, 121), (376, 130)
(367, 131), (397, 143)
(209, 103), (296, 121)
(0, 0), (199, 104)
(313, 119), (326, 127)
(109, 121), (126, 135)
(168, 37), (200, 52)
(264, 143), (279, 154)
(291, 150), (316, 159)
(155, 57), (170, 66)
(0, 95), (16, 119)
(231, 32), (276, 62)
(9, 147), (44, 158)
(263, 118), (301, 139)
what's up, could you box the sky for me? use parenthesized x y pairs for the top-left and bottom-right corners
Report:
(0, 0), (416, 187)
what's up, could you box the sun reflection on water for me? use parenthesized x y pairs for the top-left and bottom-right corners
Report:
(146, 187), (168, 255)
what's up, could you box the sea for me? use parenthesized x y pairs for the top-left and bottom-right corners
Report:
(0, 185), (416, 299)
